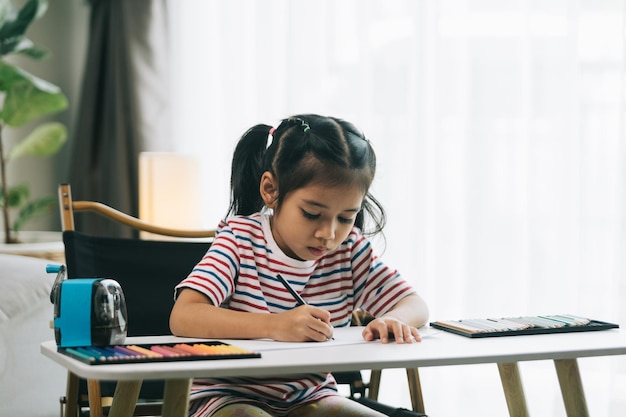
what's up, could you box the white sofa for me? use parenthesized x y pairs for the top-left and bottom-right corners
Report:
(0, 254), (67, 417)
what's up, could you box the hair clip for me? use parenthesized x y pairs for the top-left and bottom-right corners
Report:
(296, 117), (311, 132)
(288, 117), (310, 133)
(302, 121), (310, 132)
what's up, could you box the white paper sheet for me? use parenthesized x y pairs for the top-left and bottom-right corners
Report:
(218, 326), (441, 352)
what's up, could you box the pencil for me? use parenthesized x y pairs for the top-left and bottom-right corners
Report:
(65, 347), (97, 363)
(276, 273), (334, 340)
(276, 274), (306, 305)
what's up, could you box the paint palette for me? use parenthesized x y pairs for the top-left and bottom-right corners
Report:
(58, 341), (261, 365)
(430, 314), (619, 338)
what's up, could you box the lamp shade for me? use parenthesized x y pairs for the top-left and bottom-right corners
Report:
(139, 152), (202, 239)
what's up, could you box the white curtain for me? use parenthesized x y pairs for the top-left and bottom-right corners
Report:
(167, 1), (626, 415)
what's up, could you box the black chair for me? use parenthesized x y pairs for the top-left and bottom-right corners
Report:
(57, 183), (426, 417)
(58, 183), (215, 417)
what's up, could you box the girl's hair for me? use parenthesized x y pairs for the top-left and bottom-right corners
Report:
(227, 114), (386, 235)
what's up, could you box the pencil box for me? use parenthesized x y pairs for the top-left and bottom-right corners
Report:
(430, 314), (619, 338)
(58, 341), (261, 365)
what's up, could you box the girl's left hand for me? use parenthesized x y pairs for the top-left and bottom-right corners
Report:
(362, 316), (422, 344)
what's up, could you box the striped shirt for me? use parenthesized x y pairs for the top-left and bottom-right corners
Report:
(175, 212), (415, 416)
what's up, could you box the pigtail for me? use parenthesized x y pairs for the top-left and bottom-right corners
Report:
(227, 124), (273, 216)
(360, 193), (387, 236)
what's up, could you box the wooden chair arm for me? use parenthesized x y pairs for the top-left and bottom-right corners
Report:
(59, 183), (215, 239)
(72, 201), (215, 238)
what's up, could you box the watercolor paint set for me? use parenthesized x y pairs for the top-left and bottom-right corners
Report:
(431, 314), (619, 338)
(58, 341), (261, 365)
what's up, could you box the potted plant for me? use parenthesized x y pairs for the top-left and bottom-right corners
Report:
(0, 0), (68, 244)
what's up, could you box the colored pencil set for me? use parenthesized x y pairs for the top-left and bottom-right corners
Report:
(431, 314), (619, 338)
(59, 341), (261, 365)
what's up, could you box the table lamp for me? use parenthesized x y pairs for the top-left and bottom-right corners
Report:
(138, 152), (202, 240)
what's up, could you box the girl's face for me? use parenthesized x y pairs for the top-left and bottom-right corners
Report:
(264, 177), (364, 261)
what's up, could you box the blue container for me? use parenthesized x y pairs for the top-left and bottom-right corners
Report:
(48, 265), (128, 347)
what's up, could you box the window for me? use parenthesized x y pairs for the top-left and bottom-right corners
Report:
(168, 2), (626, 413)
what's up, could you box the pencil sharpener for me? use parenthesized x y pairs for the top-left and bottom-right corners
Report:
(47, 264), (128, 347)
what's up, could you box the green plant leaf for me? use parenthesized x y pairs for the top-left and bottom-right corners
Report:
(7, 121), (66, 160)
(0, 2), (11, 29)
(12, 37), (49, 59)
(0, 183), (29, 208)
(0, 0), (46, 56)
(0, 60), (68, 126)
(12, 193), (56, 231)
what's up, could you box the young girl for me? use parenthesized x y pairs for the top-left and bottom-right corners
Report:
(170, 114), (429, 417)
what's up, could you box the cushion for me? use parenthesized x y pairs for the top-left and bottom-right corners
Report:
(0, 253), (65, 417)
(0, 254), (57, 323)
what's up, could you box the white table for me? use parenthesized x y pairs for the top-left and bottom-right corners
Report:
(41, 326), (626, 417)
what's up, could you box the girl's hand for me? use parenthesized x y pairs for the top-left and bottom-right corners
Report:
(362, 316), (422, 344)
(272, 305), (334, 342)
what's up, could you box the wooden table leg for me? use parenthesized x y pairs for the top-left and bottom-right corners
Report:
(406, 368), (426, 414)
(162, 379), (192, 417)
(367, 369), (382, 400)
(64, 371), (79, 417)
(107, 380), (142, 417)
(87, 379), (103, 417)
(554, 358), (589, 417)
(498, 362), (530, 417)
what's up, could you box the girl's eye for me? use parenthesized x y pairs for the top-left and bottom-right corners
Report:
(302, 210), (320, 220)
(302, 209), (355, 224)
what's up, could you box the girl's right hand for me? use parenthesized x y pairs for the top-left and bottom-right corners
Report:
(272, 305), (334, 342)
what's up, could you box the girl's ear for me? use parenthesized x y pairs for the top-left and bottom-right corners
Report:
(260, 172), (279, 209)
